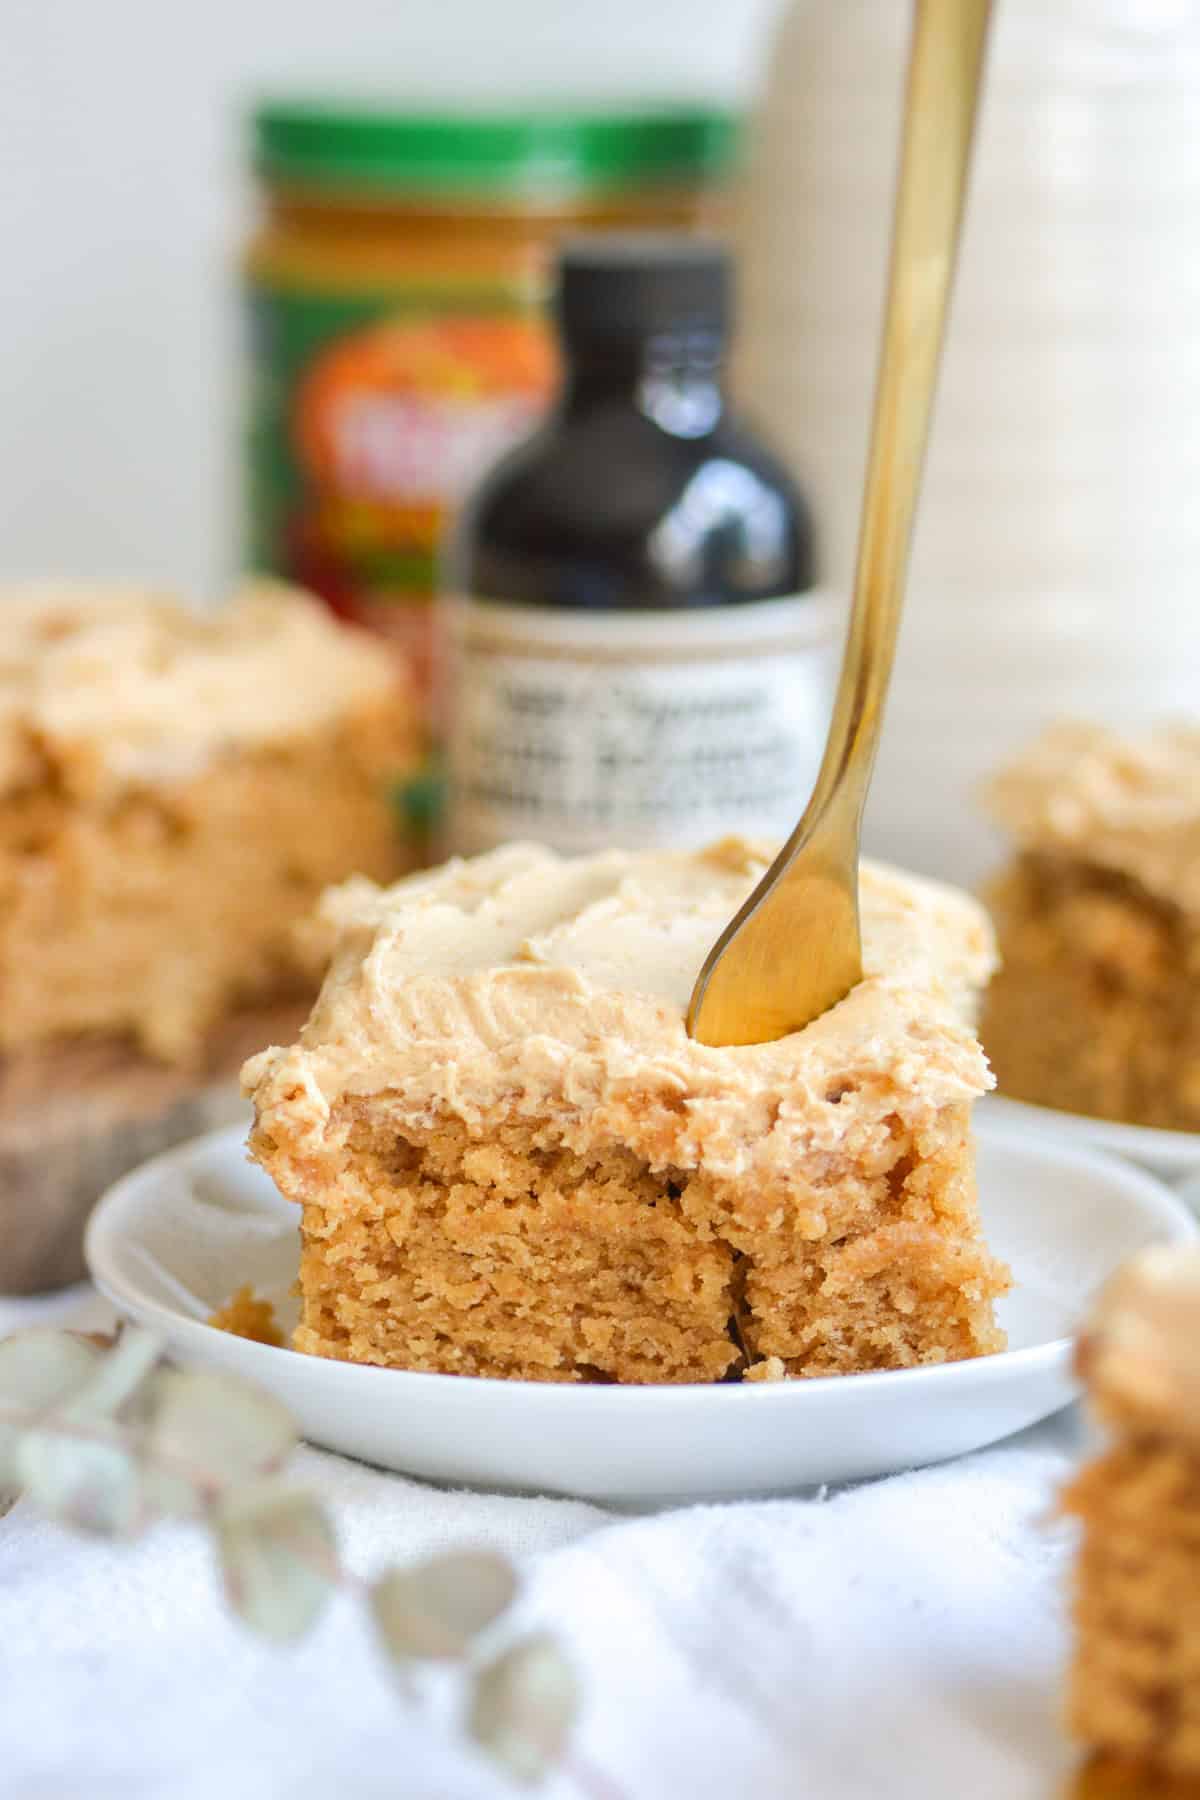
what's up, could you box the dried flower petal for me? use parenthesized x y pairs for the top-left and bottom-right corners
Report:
(371, 1550), (518, 1664)
(3, 1329), (164, 1532)
(468, 1635), (579, 1783)
(0, 1330), (104, 1408)
(16, 1432), (142, 1536)
(0, 1331), (104, 1484)
(135, 1457), (207, 1522)
(63, 1327), (163, 1423)
(146, 1367), (296, 1508)
(215, 1482), (336, 1643)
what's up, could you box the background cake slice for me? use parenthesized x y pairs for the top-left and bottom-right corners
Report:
(1064, 1247), (1200, 1779)
(245, 839), (1009, 1385)
(0, 580), (419, 1063)
(0, 579), (420, 1293)
(981, 723), (1200, 1131)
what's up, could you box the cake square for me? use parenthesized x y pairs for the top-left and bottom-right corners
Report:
(244, 838), (1009, 1384)
(1065, 1248), (1200, 1778)
(0, 581), (419, 1063)
(981, 724), (1200, 1131)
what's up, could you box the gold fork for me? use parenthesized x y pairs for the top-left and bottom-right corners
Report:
(687, 0), (993, 1048)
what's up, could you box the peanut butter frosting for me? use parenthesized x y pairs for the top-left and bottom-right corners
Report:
(0, 580), (399, 798)
(1077, 1245), (1200, 1445)
(244, 839), (996, 1182)
(986, 723), (1200, 918)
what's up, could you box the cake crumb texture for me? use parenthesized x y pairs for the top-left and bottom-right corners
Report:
(1065, 1248), (1200, 1778)
(245, 840), (1008, 1384)
(1068, 1753), (1200, 1797)
(1065, 1442), (1200, 1777)
(208, 1284), (286, 1347)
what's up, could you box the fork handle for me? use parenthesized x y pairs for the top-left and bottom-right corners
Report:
(803, 0), (993, 840)
(685, 0), (993, 1048)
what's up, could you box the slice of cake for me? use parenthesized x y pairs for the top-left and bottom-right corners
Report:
(1064, 1246), (1200, 1780)
(0, 580), (420, 1063)
(244, 839), (1009, 1384)
(981, 724), (1200, 1132)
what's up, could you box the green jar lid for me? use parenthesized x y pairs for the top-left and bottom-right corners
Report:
(252, 99), (740, 199)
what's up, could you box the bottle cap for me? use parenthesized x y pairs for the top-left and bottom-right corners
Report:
(555, 233), (731, 350)
(253, 102), (739, 201)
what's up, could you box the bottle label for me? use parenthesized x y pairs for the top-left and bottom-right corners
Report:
(446, 593), (842, 854)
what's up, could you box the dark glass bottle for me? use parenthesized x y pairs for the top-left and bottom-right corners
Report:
(444, 233), (832, 856)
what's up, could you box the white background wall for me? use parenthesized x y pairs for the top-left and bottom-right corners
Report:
(2, 0), (783, 598)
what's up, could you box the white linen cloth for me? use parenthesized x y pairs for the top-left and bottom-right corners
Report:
(0, 1286), (1083, 1800)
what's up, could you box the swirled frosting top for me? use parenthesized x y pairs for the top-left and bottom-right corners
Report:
(244, 839), (997, 1172)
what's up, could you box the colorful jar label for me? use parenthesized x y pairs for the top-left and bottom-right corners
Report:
(446, 593), (842, 855)
(245, 281), (557, 700)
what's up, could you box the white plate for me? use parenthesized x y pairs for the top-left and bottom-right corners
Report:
(84, 1120), (1196, 1504)
(982, 1093), (1200, 1185)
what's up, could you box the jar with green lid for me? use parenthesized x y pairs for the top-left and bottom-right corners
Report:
(242, 100), (739, 735)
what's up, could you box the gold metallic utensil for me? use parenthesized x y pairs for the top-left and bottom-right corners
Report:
(687, 0), (993, 1048)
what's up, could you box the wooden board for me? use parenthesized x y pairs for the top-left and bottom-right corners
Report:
(0, 1002), (309, 1296)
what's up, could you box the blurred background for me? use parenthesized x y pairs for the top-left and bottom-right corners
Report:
(0, 0), (780, 594)
(4, 0), (1198, 885)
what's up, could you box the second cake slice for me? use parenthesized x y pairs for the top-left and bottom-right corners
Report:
(244, 839), (1009, 1383)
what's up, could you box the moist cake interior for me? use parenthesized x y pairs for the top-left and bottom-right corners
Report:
(1066, 1249), (1200, 1776)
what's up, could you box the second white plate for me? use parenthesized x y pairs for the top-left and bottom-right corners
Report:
(84, 1119), (1195, 1503)
(981, 1093), (1200, 1185)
